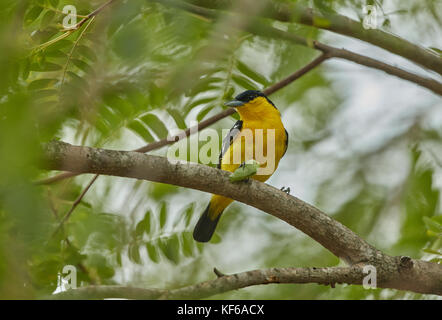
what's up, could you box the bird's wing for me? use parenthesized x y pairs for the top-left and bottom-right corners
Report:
(282, 128), (289, 157)
(217, 120), (243, 169)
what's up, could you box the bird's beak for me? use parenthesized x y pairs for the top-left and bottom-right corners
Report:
(224, 99), (245, 107)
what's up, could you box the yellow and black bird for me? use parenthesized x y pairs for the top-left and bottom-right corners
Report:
(193, 90), (288, 242)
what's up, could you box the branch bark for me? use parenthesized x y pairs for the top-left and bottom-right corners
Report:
(50, 266), (372, 299)
(184, 0), (442, 75)
(42, 140), (442, 296)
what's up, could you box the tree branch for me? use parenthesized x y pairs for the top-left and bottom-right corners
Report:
(50, 266), (367, 299)
(73, 0), (117, 30)
(183, 0), (442, 75)
(155, 0), (442, 95)
(42, 141), (442, 295)
(32, 0), (117, 53)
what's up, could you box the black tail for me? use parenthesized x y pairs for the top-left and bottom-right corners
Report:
(193, 204), (222, 242)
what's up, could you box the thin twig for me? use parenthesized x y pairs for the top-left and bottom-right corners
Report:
(46, 189), (98, 284)
(213, 267), (226, 278)
(31, 0), (117, 53)
(61, 16), (96, 86)
(35, 172), (78, 185)
(263, 53), (329, 95)
(51, 174), (99, 237)
(73, 0), (117, 30)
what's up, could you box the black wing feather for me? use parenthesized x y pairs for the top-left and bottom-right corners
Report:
(217, 120), (243, 169)
(282, 129), (289, 157)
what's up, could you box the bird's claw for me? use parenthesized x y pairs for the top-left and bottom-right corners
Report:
(239, 162), (250, 182)
(280, 186), (291, 194)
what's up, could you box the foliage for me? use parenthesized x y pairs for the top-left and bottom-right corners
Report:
(0, 0), (440, 299)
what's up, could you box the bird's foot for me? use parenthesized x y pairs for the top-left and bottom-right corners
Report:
(239, 162), (250, 182)
(280, 186), (291, 194)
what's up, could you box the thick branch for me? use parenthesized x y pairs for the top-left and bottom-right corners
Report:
(155, 0), (442, 95)
(41, 141), (442, 295)
(184, 0), (442, 75)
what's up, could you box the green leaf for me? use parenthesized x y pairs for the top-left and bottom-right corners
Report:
(30, 62), (62, 71)
(197, 104), (215, 122)
(188, 77), (223, 96)
(40, 10), (55, 29)
(159, 202), (167, 229)
(34, 89), (58, 99)
(158, 235), (180, 264)
(28, 79), (57, 90)
(423, 216), (442, 233)
(21, 58), (31, 80)
(71, 59), (92, 73)
(210, 232), (222, 244)
(47, 39), (72, 51)
(128, 243), (142, 264)
(45, 49), (66, 58)
(143, 210), (152, 235)
(184, 97), (216, 115)
(49, 0), (60, 8)
(66, 71), (88, 88)
(116, 250), (123, 266)
(135, 220), (147, 238)
(25, 6), (44, 25)
(236, 60), (269, 86)
(232, 74), (258, 90)
(146, 242), (160, 263)
(103, 94), (133, 117)
(422, 248), (442, 255)
(167, 108), (187, 129)
(77, 45), (97, 62)
(127, 120), (155, 143)
(140, 113), (169, 139)
(100, 105), (119, 128)
(181, 232), (194, 257)
(182, 203), (195, 228)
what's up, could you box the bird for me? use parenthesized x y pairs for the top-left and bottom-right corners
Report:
(193, 90), (288, 242)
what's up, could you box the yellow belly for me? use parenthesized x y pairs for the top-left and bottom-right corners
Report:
(209, 120), (287, 220)
(221, 121), (286, 181)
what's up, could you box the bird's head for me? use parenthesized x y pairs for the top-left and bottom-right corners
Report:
(224, 90), (276, 110)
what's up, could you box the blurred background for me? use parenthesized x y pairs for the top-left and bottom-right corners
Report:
(0, 0), (441, 299)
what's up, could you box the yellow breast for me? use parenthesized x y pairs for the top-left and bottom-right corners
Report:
(220, 96), (287, 182)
